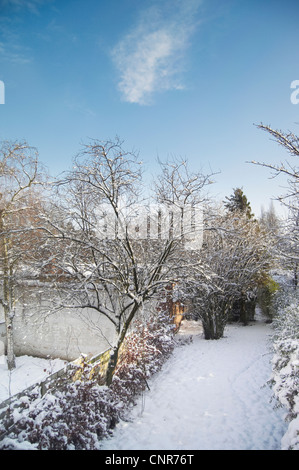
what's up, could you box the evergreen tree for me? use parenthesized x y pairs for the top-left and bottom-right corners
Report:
(224, 187), (254, 219)
(260, 201), (280, 233)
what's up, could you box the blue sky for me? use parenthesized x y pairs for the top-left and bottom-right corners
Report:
(1, 0), (299, 217)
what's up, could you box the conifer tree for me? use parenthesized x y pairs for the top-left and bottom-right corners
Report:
(224, 187), (254, 219)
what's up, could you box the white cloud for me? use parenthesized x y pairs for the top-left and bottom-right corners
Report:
(112, 1), (201, 105)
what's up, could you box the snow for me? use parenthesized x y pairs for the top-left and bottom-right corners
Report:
(0, 317), (291, 450)
(100, 317), (288, 450)
(0, 355), (67, 402)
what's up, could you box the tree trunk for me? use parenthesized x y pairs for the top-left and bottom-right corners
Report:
(0, 214), (16, 370)
(201, 301), (228, 340)
(105, 301), (141, 386)
(202, 312), (225, 340)
(294, 263), (298, 289)
(4, 307), (15, 370)
(239, 298), (248, 326)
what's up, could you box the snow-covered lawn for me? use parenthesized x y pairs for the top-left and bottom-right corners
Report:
(100, 318), (288, 450)
(0, 355), (67, 402)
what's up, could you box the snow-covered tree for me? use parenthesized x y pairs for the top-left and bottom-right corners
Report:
(43, 139), (202, 385)
(260, 201), (281, 234)
(252, 124), (299, 211)
(154, 155), (215, 208)
(252, 124), (299, 285)
(184, 208), (272, 339)
(270, 277), (299, 450)
(0, 140), (47, 369)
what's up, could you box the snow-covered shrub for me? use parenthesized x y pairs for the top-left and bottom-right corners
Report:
(110, 310), (175, 407)
(0, 310), (175, 450)
(270, 284), (299, 450)
(0, 363), (120, 450)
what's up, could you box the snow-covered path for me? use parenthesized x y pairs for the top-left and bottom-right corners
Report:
(101, 319), (288, 450)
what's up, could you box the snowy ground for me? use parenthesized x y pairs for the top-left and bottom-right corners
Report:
(100, 317), (288, 451)
(0, 317), (289, 451)
(0, 355), (66, 402)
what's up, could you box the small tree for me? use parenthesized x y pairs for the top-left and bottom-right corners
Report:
(44, 139), (192, 385)
(185, 209), (272, 339)
(0, 141), (46, 369)
(224, 187), (254, 219)
(224, 188), (264, 324)
(260, 201), (280, 232)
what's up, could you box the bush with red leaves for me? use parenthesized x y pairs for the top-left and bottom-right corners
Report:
(111, 311), (175, 406)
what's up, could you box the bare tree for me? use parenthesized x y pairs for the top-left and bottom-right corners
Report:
(252, 124), (299, 285)
(44, 139), (193, 385)
(154, 156), (215, 207)
(251, 123), (299, 210)
(0, 140), (46, 369)
(154, 155), (217, 249)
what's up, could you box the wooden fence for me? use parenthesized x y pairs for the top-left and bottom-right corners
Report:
(0, 348), (111, 427)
